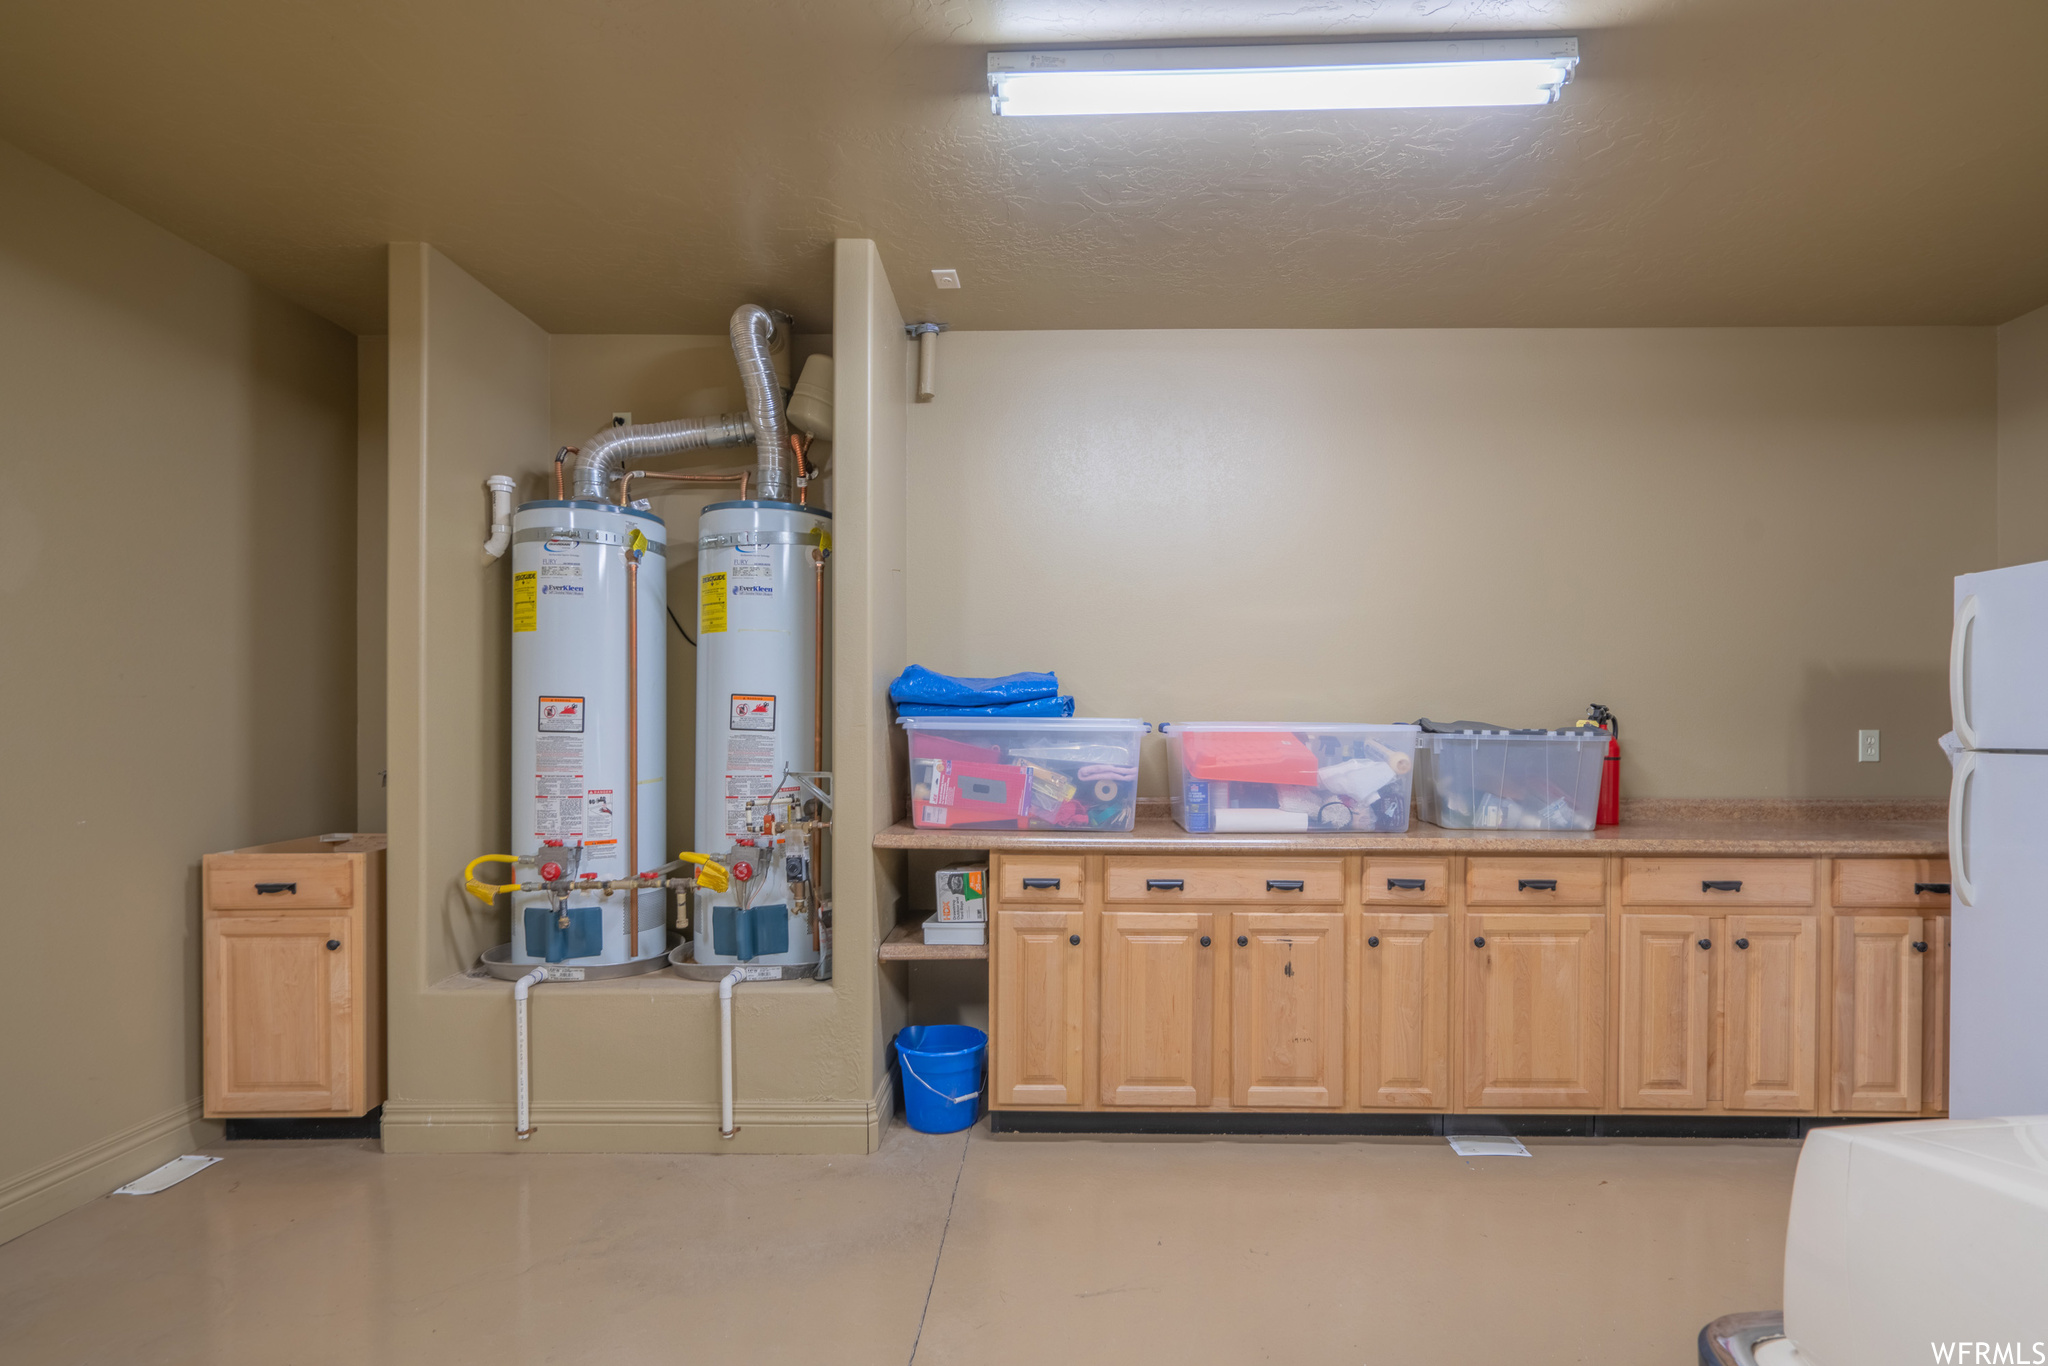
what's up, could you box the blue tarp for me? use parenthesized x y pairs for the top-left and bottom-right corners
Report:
(889, 665), (1060, 708)
(894, 696), (1076, 718)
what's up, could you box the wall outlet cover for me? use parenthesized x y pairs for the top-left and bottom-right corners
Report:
(1858, 730), (1881, 762)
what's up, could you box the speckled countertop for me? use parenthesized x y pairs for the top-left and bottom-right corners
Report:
(872, 799), (1948, 857)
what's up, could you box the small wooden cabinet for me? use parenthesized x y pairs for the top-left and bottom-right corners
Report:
(980, 850), (1948, 1120)
(203, 835), (385, 1118)
(1461, 912), (1606, 1109)
(992, 908), (1087, 1106)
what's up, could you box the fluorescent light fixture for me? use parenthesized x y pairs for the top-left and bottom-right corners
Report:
(988, 38), (1579, 116)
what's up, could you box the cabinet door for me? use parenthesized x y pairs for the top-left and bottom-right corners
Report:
(1920, 916), (1950, 1116)
(1357, 914), (1450, 1109)
(1230, 912), (1345, 1108)
(1618, 914), (1711, 1109)
(1100, 911), (1218, 1107)
(1724, 915), (1818, 1111)
(992, 909), (1086, 1106)
(1831, 915), (1924, 1113)
(205, 913), (354, 1115)
(1461, 914), (1606, 1109)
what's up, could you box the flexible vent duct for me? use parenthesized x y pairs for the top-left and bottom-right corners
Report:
(731, 304), (792, 503)
(567, 414), (752, 502)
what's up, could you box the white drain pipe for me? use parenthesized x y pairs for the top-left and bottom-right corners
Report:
(514, 967), (546, 1139)
(719, 967), (744, 1139)
(483, 475), (516, 559)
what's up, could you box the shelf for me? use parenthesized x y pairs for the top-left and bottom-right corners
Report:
(879, 921), (988, 961)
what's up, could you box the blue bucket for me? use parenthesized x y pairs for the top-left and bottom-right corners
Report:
(895, 1025), (987, 1133)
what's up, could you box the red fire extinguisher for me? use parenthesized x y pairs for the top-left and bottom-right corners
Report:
(1585, 703), (1621, 826)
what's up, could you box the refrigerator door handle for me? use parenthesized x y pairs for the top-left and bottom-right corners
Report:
(1950, 750), (1978, 907)
(1951, 593), (1981, 749)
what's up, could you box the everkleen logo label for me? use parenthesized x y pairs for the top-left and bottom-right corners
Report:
(1933, 1345), (2048, 1363)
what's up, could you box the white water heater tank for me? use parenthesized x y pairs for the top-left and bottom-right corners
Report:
(508, 500), (667, 966)
(693, 500), (831, 966)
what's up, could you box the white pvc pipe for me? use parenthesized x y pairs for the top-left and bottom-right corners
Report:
(719, 967), (744, 1139)
(915, 328), (937, 401)
(484, 474), (516, 559)
(513, 966), (546, 1139)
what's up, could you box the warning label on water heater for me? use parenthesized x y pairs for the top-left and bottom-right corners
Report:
(534, 732), (584, 842)
(730, 694), (776, 731)
(538, 697), (584, 732)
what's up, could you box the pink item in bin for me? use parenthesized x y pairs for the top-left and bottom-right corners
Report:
(911, 732), (1004, 765)
(915, 759), (1029, 828)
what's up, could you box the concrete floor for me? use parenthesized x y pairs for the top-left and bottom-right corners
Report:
(0, 1122), (1797, 1365)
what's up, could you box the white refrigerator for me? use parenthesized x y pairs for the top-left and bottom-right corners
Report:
(1949, 559), (2048, 1118)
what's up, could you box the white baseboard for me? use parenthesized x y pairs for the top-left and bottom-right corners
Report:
(380, 1094), (882, 1154)
(0, 1098), (220, 1246)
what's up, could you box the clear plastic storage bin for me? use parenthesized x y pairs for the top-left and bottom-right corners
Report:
(900, 717), (1148, 831)
(1161, 723), (1421, 834)
(1414, 729), (1608, 830)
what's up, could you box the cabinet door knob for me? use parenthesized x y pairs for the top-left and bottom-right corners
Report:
(326, 939), (341, 951)
(1473, 936), (1486, 948)
(1199, 935), (1211, 948)
(1913, 941), (1929, 953)
(1734, 937), (1750, 950)
(1068, 934), (1080, 946)
(1367, 935), (1380, 948)
(1237, 935), (1249, 947)
(1697, 938), (1712, 950)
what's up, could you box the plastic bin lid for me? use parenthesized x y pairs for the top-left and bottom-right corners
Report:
(1158, 721), (1420, 734)
(1421, 727), (1608, 738)
(897, 716), (1149, 731)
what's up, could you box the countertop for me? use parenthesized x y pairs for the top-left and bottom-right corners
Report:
(872, 799), (1948, 858)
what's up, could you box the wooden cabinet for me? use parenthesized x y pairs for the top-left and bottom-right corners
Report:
(1921, 915), (1951, 1115)
(203, 835), (384, 1118)
(1099, 911), (1219, 1107)
(1356, 913), (1450, 1108)
(1831, 915), (1925, 1114)
(1230, 912), (1345, 1108)
(1617, 914), (1711, 1109)
(1461, 913), (1606, 1109)
(1723, 915), (1819, 1111)
(992, 909), (1087, 1106)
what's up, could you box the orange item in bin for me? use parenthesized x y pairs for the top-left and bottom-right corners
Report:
(1179, 729), (1320, 786)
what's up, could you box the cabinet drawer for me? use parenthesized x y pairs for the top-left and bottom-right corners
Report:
(1106, 858), (1343, 904)
(1832, 859), (1951, 910)
(1465, 858), (1605, 906)
(996, 858), (1084, 903)
(1621, 859), (1814, 907)
(205, 855), (355, 911)
(1363, 859), (1450, 906)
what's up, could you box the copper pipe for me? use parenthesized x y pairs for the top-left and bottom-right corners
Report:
(616, 470), (752, 504)
(790, 433), (812, 508)
(555, 447), (573, 501)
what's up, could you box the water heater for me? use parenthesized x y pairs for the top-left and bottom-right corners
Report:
(507, 499), (667, 966)
(692, 499), (831, 967)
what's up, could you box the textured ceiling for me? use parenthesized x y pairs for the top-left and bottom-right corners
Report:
(1, 0), (2045, 335)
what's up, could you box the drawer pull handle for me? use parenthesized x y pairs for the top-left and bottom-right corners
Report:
(1387, 878), (1427, 891)
(1266, 880), (1305, 892)
(1517, 879), (1556, 892)
(1068, 934), (1080, 946)
(1473, 936), (1486, 948)
(1146, 879), (1185, 892)
(1735, 937), (1750, 950)
(1200, 935), (1212, 948)
(1698, 938), (1712, 950)
(1913, 941), (1929, 953)
(326, 939), (341, 951)
(1702, 880), (1743, 893)
(1021, 878), (1061, 890)
(1367, 935), (1380, 948)
(255, 882), (298, 895)
(1237, 935), (1249, 947)
(1915, 882), (1950, 896)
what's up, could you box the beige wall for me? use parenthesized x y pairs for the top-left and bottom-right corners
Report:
(382, 247), (893, 1154)
(0, 138), (356, 1241)
(357, 332), (388, 830)
(906, 328), (1997, 800)
(1998, 303), (2048, 568)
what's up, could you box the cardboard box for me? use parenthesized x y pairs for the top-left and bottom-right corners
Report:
(935, 863), (988, 922)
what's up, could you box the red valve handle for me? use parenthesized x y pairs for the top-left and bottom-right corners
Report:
(733, 861), (754, 881)
(538, 861), (563, 881)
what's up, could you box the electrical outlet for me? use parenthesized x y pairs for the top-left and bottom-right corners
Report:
(611, 411), (631, 427)
(1858, 730), (1881, 762)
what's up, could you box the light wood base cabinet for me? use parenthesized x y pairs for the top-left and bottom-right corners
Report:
(203, 835), (385, 1118)
(983, 852), (1948, 1119)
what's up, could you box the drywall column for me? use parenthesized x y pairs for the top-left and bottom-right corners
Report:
(832, 239), (913, 1130)
(1998, 303), (2048, 567)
